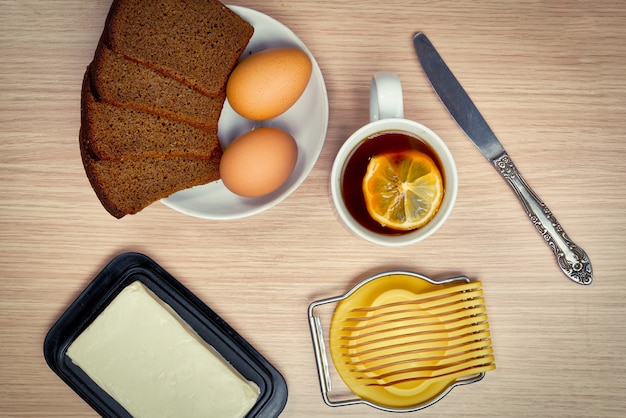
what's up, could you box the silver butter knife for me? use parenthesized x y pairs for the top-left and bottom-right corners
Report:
(413, 32), (592, 285)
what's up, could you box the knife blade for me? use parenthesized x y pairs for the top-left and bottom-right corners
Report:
(413, 32), (592, 285)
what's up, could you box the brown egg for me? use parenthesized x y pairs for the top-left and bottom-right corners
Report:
(219, 127), (298, 197)
(226, 48), (312, 120)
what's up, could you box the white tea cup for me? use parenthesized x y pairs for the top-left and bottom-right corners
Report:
(330, 72), (458, 246)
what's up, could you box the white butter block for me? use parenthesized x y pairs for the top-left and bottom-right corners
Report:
(67, 281), (260, 418)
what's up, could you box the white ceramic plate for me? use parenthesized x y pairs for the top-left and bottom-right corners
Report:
(161, 6), (329, 220)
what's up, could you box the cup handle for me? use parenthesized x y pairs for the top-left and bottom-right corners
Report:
(370, 72), (404, 122)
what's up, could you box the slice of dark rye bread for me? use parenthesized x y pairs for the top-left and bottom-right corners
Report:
(90, 43), (225, 129)
(80, 128), (221, 218)
(102, 0), (254, 98)
(82, 70), (221, 161)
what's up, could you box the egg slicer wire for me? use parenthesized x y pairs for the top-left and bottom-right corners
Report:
(307, 270), (495, 413)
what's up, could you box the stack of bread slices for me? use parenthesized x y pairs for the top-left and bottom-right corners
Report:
(80, 0), (254, 218)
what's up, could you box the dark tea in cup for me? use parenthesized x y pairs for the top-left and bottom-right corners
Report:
(340, 130), (445, 236)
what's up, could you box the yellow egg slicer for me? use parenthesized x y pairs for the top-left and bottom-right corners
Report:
(308, 271), (495, 412)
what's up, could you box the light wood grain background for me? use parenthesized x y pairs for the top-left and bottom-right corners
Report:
(1, 0), (625, 416)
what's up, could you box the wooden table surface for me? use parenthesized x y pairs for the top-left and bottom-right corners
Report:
(2, 0), (626, 416)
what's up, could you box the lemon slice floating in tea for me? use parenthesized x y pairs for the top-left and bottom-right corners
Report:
(362, 149), (443, 231)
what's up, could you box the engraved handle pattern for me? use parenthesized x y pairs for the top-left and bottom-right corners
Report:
(493, 153), (593, 285)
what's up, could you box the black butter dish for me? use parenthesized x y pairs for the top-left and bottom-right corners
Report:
(44, 252), (287, 418)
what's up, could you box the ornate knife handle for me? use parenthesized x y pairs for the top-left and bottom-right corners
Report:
(493, 153), (593, 285)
